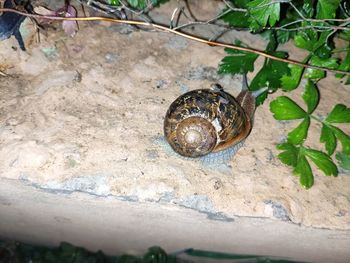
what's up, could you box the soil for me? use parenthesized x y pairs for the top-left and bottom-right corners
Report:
(0, 0), (349, 230)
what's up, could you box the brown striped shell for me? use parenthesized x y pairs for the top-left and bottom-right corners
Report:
(164, 85), (255, 158)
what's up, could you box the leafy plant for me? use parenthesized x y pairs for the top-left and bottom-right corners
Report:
(0, 240), (306, 262)
(0, 241), (184, 263)
(218, 0), (350, 188)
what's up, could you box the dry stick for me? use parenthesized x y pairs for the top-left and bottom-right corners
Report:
(1, 8), (350, 76)
(0, 71), (8, 76)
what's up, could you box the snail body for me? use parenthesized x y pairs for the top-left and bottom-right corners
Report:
(164, 75), (257, 160)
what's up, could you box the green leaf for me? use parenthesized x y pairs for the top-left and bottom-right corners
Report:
(294, 155), (314, 189)
(302, 0), (315, 18)
(275, 16), (298, 44)
(128, 0), (140, 8)
(255, 91), (268, 106)
(276, 28), (291, 44)
(109, 0), (120, 5)
(314, 42), (333, 59)
(336, 49), (350, 79)
(270, 96), (307, 120)
(326, 104), (350, 123)
(264, 31), (277, 53)
(268, 55), (291, 88)
(143, 247), (167, 263)
(149, 0), (169, 7)
(221, 8), (250, 28)
(287, 116), (310, 145)
(218, 52), (258, 75)
(346, 76), (350, 85)
(247, 0), (280, 28)
(127, 0), (147, 9)
(302, 80), (319, 114)
(331, 126), (350, 154)
(316, 0), (341, 19)
(277, 143), (299, 167)
(320, 124), (336, 155)
(310, 55), (339, 68)
(232, 0), (251, 7)
(280, 52), (310, 92)
(304, 56), (339, 80)
(280, 64), (304, 91)
(335, 152), (350, 170)
(314, 32), (334, 58)
(218, 42), (258, 75)
(249, 51), (290, 95)
(184, 248), (260, 260)
(294, 33), (315, 51)
(294, 31), (332, 56)
(304, 148), (338, 176)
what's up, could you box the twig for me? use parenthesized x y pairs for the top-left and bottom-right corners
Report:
(288, 1), (350, 23)
(1, 8), (350, 76)
(172, 7), (232, 31)
(0, 70), (8, 77)
(222, 0), (246, 12)
(183, 0), (198, 21)
(171, 0), (350, 36)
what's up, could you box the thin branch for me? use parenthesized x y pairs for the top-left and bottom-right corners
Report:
(170, 0), (350, 35)
(183, 0), (198, 21)
(222, 0), (246, 12)
(0, 70), (8, 77)
(1, 8), (350, 76)
(249, 0), (290, 10)
(326, 20), (350, 43)
(172, 8), (232, 31)
(288, 0), (350, 25)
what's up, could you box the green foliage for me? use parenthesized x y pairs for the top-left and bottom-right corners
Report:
(109, 0), (120, 5)
(326, 104), (350, 123)
(0, 242), (184, 263)
(221, 0), (250, 28)
(294, 154), (314, 189)
(277, 143), (298, 167)
(268, 87), (349, 187)
(316, 0), (341, 19)
(304, 56), (339, 80)
(249, 51), (290, 94)
(280, 64), (304, 91)
(219, 0), (350, 188)
(218, 41), (258, 74)
(0, 241), (306, 263)
(303, 148), (338, 176)
(336, 48), (350, 83)
(320, 124), (336, 155)
(247, 0), (280, 31)
(270, 96), (306, 120)
(302, 80), (319, 114)
(287, 116), (310, 145)
(336, 152), (350, 170)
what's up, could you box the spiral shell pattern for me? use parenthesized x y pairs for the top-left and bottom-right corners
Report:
(164, 89), (250, 158)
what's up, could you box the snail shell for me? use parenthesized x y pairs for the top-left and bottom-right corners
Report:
(164, 78), (256, 158)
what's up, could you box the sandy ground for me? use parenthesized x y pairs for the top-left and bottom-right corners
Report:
(0, 1), (349, 231)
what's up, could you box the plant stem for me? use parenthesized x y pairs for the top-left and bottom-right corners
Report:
(1, 7), (350, 76)
(310, 114), (323, 123)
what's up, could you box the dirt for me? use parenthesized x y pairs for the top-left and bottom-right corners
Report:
(0, 0), (349, 230)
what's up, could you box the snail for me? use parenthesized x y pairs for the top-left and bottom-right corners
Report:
(164, 75), (262, 162)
